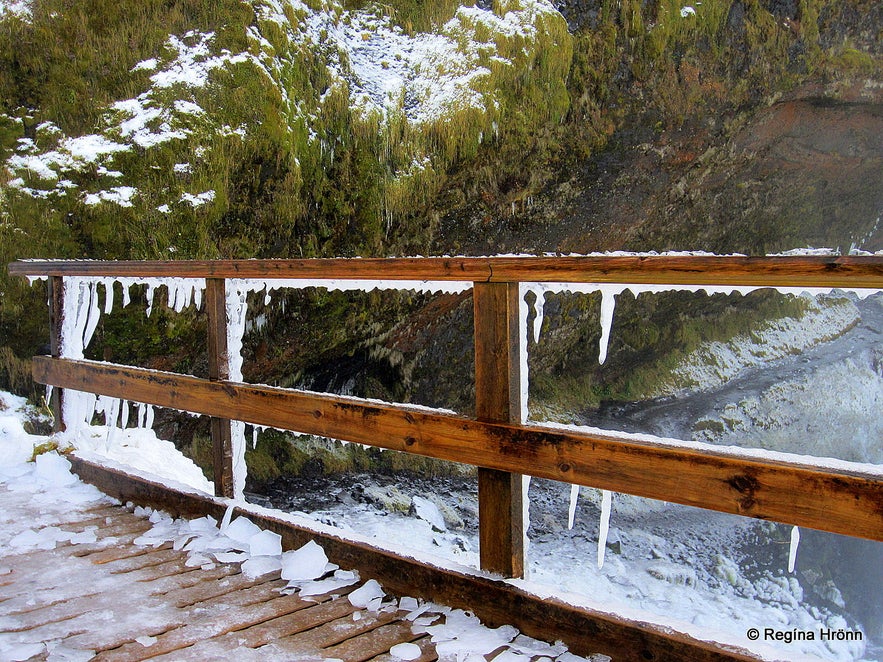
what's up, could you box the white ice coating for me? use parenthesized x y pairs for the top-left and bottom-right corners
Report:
(597, 489), (612, 569)
(788, 525), (800, 573)
(567, 483), (579, 530)
(225, 280), (249, 500)
(522, 474), (531, 572)
(56, 277), (205, 438)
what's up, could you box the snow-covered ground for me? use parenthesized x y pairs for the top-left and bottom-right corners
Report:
(0, 390), (607, 662)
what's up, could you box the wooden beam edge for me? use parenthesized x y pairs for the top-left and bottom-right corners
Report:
(67, 454), (762, 662)
(9, 256), (883, 288)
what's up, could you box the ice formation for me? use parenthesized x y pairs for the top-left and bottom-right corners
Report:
(597, 490), (612, 569)
(788, 526), (800, 573)
(567, 483), (579, 530)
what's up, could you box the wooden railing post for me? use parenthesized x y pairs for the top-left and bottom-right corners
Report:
(205, 278), (234, 499)
(48, 275), (65, 433)
(473, 281), (524, 578)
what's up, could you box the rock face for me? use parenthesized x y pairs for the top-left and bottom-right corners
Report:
(626, 93), (883, 254)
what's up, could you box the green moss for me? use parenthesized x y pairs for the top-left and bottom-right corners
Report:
(530, 289), (815, 414)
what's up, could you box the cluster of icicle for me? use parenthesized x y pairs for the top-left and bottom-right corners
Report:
(44, 275), (472, 501)
(35, 271), (859, 570)
(513, 281), (867, 574)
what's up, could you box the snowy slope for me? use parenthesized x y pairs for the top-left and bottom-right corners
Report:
(2, 0), (567, 219)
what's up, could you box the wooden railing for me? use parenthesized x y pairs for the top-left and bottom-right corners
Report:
(9, 255), (883, 581)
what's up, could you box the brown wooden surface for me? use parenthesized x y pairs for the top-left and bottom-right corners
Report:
(68, 456), (760, 661)
(9, 255), (883, 288)
(0, 488), (446, 662)
(35, 357), (883, 542)
(474, 282), (524, 577)
(205, 277), (234, 498)
(48, 275), (65, 433)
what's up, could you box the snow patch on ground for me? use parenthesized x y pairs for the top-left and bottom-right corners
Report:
(0, 0), (29, 18)
(694, 354), (883, 463)
(0, 390), (599, 661)
(658, 296), (860, 396)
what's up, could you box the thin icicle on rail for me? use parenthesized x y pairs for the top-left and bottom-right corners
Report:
(788, 526), (800, 573)
(597, 490), (612, 569)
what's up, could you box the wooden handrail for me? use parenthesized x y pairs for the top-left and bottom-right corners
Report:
(32, 357), (883, 542)
(10, 255), (883, 585)
(9, 254), (883, 288)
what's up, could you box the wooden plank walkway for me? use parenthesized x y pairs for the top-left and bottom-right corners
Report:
(0, 495), (444, 661)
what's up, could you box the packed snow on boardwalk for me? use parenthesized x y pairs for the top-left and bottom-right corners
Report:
(0, 390), (615, 662)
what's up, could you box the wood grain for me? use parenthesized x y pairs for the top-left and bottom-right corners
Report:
(35, 357), (883, 542)
(474, 282), (524, 577)
(205, 277), (234, 498)
(69, 456), (760, 661)
(10, 255), (883, 288)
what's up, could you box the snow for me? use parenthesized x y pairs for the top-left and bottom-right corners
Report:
(348, 578), (386, 610)
(280, 539), (328, 581)
(389, 642), (422, 660)
(0, 402), (603, 660)
(0, 1), (29, 17)
(412, 495), (447, 532)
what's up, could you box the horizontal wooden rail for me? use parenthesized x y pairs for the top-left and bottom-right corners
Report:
(9, 255), (883, 288)
(34, 356), (883, 542)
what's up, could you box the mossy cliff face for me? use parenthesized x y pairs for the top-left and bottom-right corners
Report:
(1, 0), (880, 416)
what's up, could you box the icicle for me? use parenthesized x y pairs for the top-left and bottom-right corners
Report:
(264, 283), (272, 306)
(193, 283), (203, 310)
(120, 400), (129, 429)
(598, 287), (617, 365)
(788, 526), (800, 573)
(137, 403), (147, 428)
(567, 484), (579, 530)
(145, 282), (156, 317)
(527, 286), (547, 344)
(597, 490), (612, 569)
(122, 280), (132, 307)
(102, 278), (115, 314)
(518, 283), (530, 425)
(226, 281), (249, 500)
(252, 425), (258, 448)
(82, 281), (101, 352)
(522, 474), (532, 573)
(145, 404), (155, 429)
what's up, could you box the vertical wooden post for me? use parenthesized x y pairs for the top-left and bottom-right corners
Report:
(473, 281), (524, 578)
(48, 275), (65, 433)
(205, 278), (235, 499)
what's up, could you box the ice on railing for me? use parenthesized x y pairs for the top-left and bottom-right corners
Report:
(567, 484), (579, 530)
(54, 276), (206, 438)
(788, 526), (800, 573)
(597, 490), (612, 570)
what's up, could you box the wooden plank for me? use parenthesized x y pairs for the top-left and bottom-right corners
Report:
(9, 255), (883, 288)
(274, 609), (399, 652)
(40, 357), (883, 542)
(164, 593), (355, 656)
(205, 277), (234, 498)
(92, 593), (312, 660)
(69, 458), (759, 661)
(474, 282), (524, 578)
(322, 619), (423, 661)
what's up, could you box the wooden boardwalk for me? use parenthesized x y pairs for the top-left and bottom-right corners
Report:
(0, 496), (441, 661)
